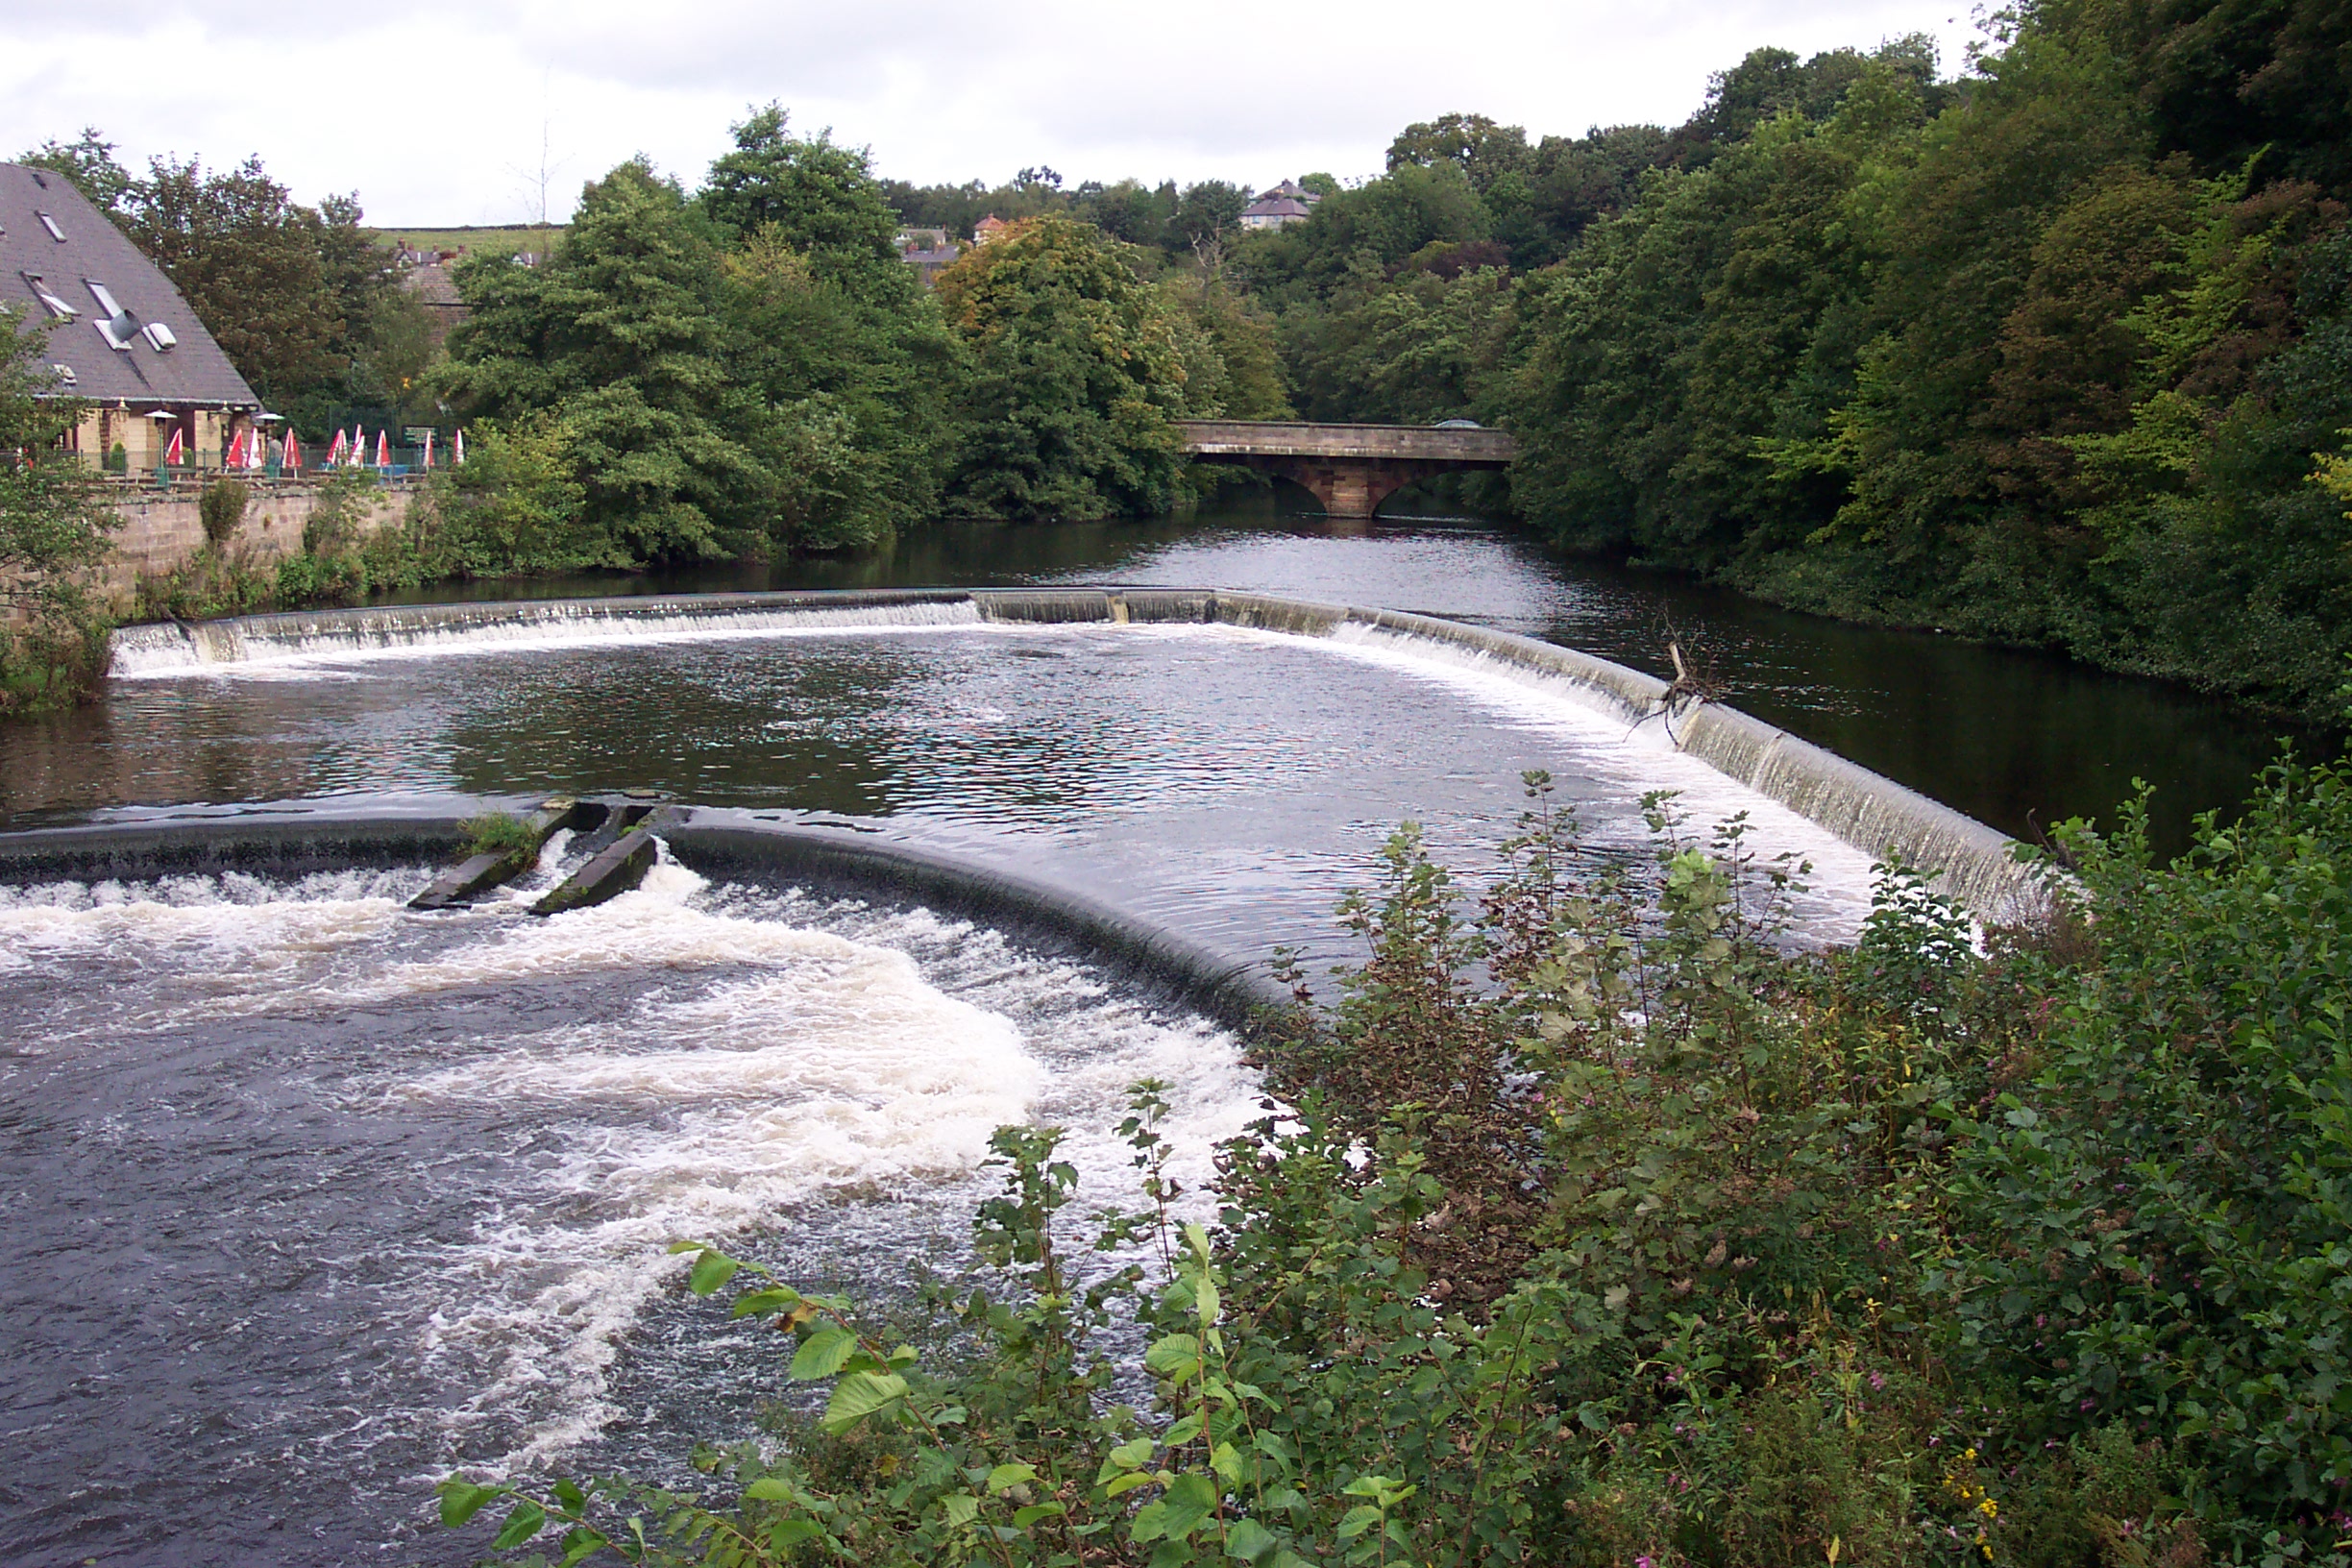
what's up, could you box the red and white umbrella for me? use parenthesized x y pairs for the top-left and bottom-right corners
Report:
(163, 427), (184, 466)
(327, 429), (348, 465)
(376, 430), (390, 466)
(420, 429), (434, 469)
(453, 429), (466, 465)
(226, 429), (245, 468)
(282, 430), (302, 471)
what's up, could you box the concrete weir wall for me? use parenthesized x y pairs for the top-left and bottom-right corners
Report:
(0, 807), (1296, 1034)
(100, 586), (2043, 916)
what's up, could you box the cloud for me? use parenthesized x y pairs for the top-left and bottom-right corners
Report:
(0, 0), (1980, 226)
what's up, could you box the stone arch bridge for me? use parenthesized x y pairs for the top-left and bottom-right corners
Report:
(1176, 420), (1517, 518)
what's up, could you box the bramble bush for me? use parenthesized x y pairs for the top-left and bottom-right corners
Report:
(442, 750), (2352, 1566)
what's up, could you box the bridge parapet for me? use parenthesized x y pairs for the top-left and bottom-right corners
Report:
(1175, 419), (1515, 517)
(1176, 420), (1516, 464)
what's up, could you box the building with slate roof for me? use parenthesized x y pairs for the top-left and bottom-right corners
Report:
(1240, 180), (1324, 232)
(1, 161), (262, 474)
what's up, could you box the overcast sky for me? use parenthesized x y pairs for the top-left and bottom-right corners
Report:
(1, 1), (1984, 230)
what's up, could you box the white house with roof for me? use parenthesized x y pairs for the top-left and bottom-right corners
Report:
(1239, 180), (1324, 232)
(1, 161), (261, 473)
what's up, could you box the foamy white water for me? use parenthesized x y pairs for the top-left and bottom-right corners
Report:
(0, 854), (1258, 1482)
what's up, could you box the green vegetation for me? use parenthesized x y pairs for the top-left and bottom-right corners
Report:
(0, 303), (116, 714)
(364, 225), (561, 257)
(1213, 9), (2352, 721)
(434, 726), (2352, 1566)
(460, 810), (545, 864)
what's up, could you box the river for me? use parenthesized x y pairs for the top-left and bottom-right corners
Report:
(0, 497), (2296, 1565)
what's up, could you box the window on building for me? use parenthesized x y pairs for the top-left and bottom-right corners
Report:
(85, 281), (126, 317)
(37, 213), (64, 242)
(20, 273), (79, 319)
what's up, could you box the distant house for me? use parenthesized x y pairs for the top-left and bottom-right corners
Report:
(895, 227), (949, 253)
(400, 260), (468, 352)
(902, 243), (963, 289)
(1, 161), (261, 472)
(1239, 180), (1324, 232)
(972, 215), (1011, 245)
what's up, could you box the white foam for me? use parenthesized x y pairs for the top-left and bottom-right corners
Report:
(110, 600), (993, 678)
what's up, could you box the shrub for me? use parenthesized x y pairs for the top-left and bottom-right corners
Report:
(197, 478), (249, 547)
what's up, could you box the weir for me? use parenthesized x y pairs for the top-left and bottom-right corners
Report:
(103, 587), (2042, 916)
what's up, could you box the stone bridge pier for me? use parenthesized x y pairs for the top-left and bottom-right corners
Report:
(1176, 420), (1517, 519)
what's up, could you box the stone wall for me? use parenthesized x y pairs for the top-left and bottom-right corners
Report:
(95, 478), (415, 600)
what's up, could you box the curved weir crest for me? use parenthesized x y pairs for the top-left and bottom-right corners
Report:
(103, 587), (2040, 915)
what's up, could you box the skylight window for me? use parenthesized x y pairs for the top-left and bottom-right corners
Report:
(85, 281), (125, 317)
(37, 213), (64, 242)
(20, 273), (78, 319)
(142, 321), (177, 352)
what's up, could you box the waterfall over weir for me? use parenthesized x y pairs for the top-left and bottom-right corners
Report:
(108, 587), (2040, 915)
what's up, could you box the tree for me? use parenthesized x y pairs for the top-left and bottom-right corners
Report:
(440, 159), (776, 563)
(0, 305), (117, 709)
(1385, 112), (1532, 194)
(16, 128), (131, 210)
(699, 105), (912, 306)
(935, 216), (1203, 519)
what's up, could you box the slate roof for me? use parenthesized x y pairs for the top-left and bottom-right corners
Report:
(0, 161), (261, 408)
(1241, 195), (1313, 222)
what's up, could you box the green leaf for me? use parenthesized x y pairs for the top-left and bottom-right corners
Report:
(987, 1462), (1039, 1494)
(1015, 1502), (1069, 1527)
(1111, 1435), (1157, 1470)
(436, 1480), (504, 1527)
(744, 1477), (794, 1503)
(1104, 1472), (1157, 1498)
(687, 1249), (741, 1297)
(1336, 1505), (1383, 1540)
(1163, 1413), (1204, 1447)
(492, 1499), (549, 1550)
(729, 1286), (802, 1318)
(1145, 1334), (1201, 1377)
(769, 1518), (824, 1548)
(551, 1477), (586, 1514)
(1226, 1517), (1281, 1561)
(1148, 1473), (1219, 1543)
(790, 1326), (858, 1382)
(942, 1493), (981, 1528)
(558, 1526), (611, 1567)
(820, 1369), (909, 1434)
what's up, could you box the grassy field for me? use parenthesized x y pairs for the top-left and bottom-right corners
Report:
(365, 225), (563, 257)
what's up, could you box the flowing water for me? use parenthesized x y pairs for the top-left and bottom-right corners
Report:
(0, 497), (2298, 1564)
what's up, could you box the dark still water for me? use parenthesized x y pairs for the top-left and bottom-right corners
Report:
(343, 494), (2289, 858)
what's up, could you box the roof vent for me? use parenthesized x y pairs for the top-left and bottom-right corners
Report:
(28, 170), (47, 189)
(142, 321), (177, 352)
(95, 316), (136, 352)
(37, 213), (64, 242)
(48, 362), (76, 385)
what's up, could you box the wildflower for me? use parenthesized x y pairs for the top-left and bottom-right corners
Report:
(1868, 1371), (1886, 1390)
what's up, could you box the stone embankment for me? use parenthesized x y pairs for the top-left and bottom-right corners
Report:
(91, 477), (413, 600)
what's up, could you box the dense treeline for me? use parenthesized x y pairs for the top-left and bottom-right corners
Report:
(1224, 4), (2352, 719)
(425, 109), (1287, 562)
